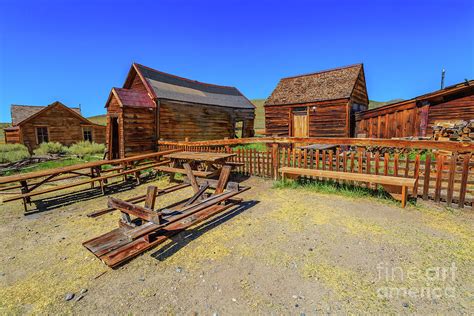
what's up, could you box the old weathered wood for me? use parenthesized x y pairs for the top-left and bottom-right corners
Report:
(422, 154), (432, 200)
(108, 197), (162, 224)
(87, 183), (190, 217)
(458, 154), (470, 208)
(183, 163), (199, 193)
(215, 165), (232, 194)
(280, 167), (415, 207)
(446, 153), (457, 207)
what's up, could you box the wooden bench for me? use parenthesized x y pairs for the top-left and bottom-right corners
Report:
(3, 161), (170, 204)
(155, 166), (214, 178)
(279, 167), (416, 207)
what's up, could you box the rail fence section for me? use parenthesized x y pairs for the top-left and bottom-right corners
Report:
(159, 137), (474, 209)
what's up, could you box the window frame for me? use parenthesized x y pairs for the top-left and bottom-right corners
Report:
(82, 126), (93, 142)
(35, 126), (49, 144)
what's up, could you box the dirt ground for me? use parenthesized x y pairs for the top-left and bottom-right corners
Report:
(0, 175), (473, 315)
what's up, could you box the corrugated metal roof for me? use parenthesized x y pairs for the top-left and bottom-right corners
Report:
(135, 64), (255, 109)
(11, 104), (81, 125)
(265, 64), (362, 106)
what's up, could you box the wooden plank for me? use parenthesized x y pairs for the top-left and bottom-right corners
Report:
(4, 161), (170, 203)
(144, 186), (158, 210)
(215, 165), (232, 194)
(183, 163), (199, 193)
(422, 154), (432, 200)
(413, 154), (420, 197)
(279, 167), (416, 187)
(155, 166), (213, 178)
(157, 136), (474, 152)
(458, 154), (470, 208)
(0, 149), (179, 185)
(434, 155), (444, 203)
(107, 197), (161, 224)
(87, 183), (190, 217)
(446, 153), (457, 207)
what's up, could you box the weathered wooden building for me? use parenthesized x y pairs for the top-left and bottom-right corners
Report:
(355, 80), (474, 138)
(264, 64), (368, 138)
(4, 101), (106, 152)
(105, 63), (255, 158)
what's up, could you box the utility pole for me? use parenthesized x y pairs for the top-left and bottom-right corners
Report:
(441, 69), (445, 89)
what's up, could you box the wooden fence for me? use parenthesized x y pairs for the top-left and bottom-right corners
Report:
(158, 137), (474, 209)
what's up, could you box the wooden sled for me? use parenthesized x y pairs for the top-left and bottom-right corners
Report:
(83, 164), (249, 268)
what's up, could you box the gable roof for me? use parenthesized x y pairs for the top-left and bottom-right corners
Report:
(126, 63), (255, 109)
(11, 103), (81, 125)
(11, 101), (99, 126)
(111, 88), (156, 108)
(265, 64), (364, 106)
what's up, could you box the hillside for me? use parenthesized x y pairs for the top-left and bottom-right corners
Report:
(368, 99), (403, 109)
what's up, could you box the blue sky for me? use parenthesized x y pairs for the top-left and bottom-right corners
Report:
(0, 0), (473, 120)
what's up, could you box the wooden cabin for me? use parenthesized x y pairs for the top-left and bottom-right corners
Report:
(4, 101), (106, 152)
(264, 64), (368, 138)
(355, 80), (474, 138)
(105, 63), (255, 158)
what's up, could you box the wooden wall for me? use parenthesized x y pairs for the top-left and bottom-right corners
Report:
(159, 101), (254, 141)
(309, 99), (351, 137)
(122, 106), (156, 156)
(356, 94), (474, 138)
(17, 105), (106, 152)
(4, 129), (21, 144)
(427, 95), (474, 130)
(350, 69), (369, 108)
(265, 99), (351, 137)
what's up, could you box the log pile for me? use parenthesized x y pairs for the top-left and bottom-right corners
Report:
(432, 120), (474, 142)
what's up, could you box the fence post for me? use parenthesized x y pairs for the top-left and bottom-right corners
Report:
(272, 142), (279, 180)
(224, 137), (230, 153)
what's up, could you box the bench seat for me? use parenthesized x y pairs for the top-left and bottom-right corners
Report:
(155, 166), (214, 178)
(279, 167), (416, 207)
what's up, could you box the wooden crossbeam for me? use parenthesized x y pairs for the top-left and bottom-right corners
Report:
(87, 183), (190, 218)
(108, 197), (162, 225)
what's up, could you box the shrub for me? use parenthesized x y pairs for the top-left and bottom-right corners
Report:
(0, 144), (30, 163)
(33, 142), (68, 156)
(68, 141), (106, 158)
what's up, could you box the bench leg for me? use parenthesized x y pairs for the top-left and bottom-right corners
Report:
(401, 185), (407, 208)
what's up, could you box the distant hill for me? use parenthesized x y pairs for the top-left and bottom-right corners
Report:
(87, 114), (107, 126)
(368, 99), (404, 109)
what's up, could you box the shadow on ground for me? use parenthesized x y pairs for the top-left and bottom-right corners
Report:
(25, 173), (160, 215)
(151, 200), (259, 262)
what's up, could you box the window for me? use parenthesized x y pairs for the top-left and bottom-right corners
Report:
(83, 127), (93, 142)
(36, 127), (49, 144)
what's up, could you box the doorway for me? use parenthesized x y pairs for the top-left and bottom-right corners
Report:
(110, 117), (120, 159)
(291, 108), (308, 137)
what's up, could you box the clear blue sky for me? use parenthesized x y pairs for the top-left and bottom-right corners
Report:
(0, 0), (473, 120)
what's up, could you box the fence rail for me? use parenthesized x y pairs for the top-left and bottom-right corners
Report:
(158, 137), (474, 209)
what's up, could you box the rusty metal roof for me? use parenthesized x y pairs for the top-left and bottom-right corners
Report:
(112, 88), (155, 108)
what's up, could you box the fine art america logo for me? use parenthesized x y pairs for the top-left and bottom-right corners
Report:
(376, 262), (457, 299)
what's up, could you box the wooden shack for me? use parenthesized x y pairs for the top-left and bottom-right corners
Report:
(264, 64), (368, 138)
(355, 80), (474, 138)
(4, 101), (106, 152)
(105, 63), (255, 158)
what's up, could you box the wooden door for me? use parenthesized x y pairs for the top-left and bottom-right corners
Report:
(292, 112), (308, 137)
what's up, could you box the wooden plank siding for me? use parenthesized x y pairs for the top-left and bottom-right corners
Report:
(356, 84), (474, 139)
(8, 103), (105, 152)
